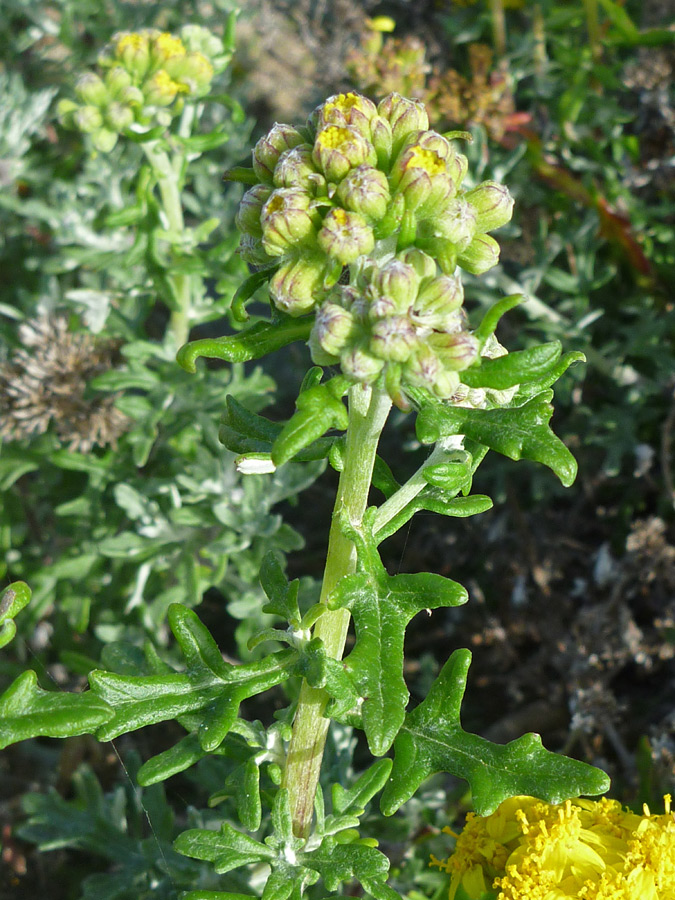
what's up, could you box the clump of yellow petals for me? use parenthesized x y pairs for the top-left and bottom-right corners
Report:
(431, 794), (675, 900)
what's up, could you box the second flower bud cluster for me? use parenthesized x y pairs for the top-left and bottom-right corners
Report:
(58, 26), (225, 151)
(309, 249), (479, 402)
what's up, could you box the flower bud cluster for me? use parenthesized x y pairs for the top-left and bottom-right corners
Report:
(308, 249), (478, 400)
(235, 91), (514, 403)
(57, 26), (224, 151)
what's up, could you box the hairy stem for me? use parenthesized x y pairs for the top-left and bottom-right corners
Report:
(142, 142), (192, 346)
(282, 384), (392, 838)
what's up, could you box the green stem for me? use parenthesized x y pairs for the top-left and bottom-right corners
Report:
(371, 435), (465, 539)
(142, 141), (192, 347)
(582, 0), (602, 62)
(282, 384), (392, 838)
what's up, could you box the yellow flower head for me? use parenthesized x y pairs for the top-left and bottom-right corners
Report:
(433, 795), (675, 900)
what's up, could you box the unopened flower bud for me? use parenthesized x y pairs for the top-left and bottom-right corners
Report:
(105, 66), (133, 99)
(113, 32), (151, 79)
(318, 92), (378, 138)
(429, 331), (480, 371)
(75, 73), (108, 107)
(341, 343), (385, 382)
(273, 145), (319, 191)
(370, 315), (417, 363)
(335, 165), (390, 221)
(74, 105), (104, 133)
(404, 345), (440, 391)
(261, 188), (319, 257)
(57, 99), (78, 128)
(253, 123), (306, 184)
(464, 181), (514, 233)
(399, 248), (437, 280)
(370, 115), (393, 168)
(369, 258), (419, 314)
(236, 184), (272, 238)
(377, 93), (429, 155)
(104, 101), (134, 131)
(92, 128), (118, 153)
(312, 302), (358, 356)
(435, 198), (478, 250)
(312, 125), (377, 182)
(448, 152), (469, 189)
(180, 24), (224, 63)
(412, 275), (464, 330)
(270, 255), (327, 315)
(144, 70), (183, 106)
(458, 233), (501, 274)
(317, 208), (374, 264)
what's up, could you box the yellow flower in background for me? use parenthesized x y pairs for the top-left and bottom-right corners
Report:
(431, 795), (675, 900)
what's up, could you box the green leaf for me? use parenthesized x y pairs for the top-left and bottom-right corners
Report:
(89, 604), (295, 750)
(329, 512), (467, 755)
(332, 759), (393, 816)
(260, 552), (302, 626)
(414, 393), (578, 487)
(177, 317), (314, 373)
(0, 581), (31, 650)
(381, 649), (611, 817)
(0, 671), (112, 750)
(474, 294), (523, 345)
(175, 823), (275, 874)
(272, 376), (350, 467)
(182, 894), (256, 900)
(231, 269), (276, 322)
(461, 342), (563, 390)
(511, 351), (585, 403)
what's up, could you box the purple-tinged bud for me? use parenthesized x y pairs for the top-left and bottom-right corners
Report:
(318, 92), (378, 139)
(464, 181), (514, 232)
(238, 234), (274, 265)
(236, 184), (272, 238)
(312, 125), (377, 182)
(415, 130), (453, 161)
(428, 331), (480, 371)
(377, 93), (429, 155)
(273, 145), (320, 191)
(341, 343), (385, 382)
(435, 198), (478, 250)
(75, 73), (108, 107)
(335, 165), (390, 222)
(312, 302), (358, 357)
(104, 101), (135, 131)
(253, 123), (306, 184)
(399, 248), (437, 280)
(404, 345), (441, 391)
(261, 188), (319, 257)
(369, 258), (419, 315)
(457, 233), (501, 274)
(448, 152), (469, 188)
(412, 275), (464, 331)
(270, 255), (327, 316)
(370, 315), (417, 363)
(433, 368), (462, 399)
(317, 208), (374, 264)
(74, 105), (104, 133)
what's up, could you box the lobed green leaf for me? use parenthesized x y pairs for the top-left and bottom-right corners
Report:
(381, 649), (611, 817)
